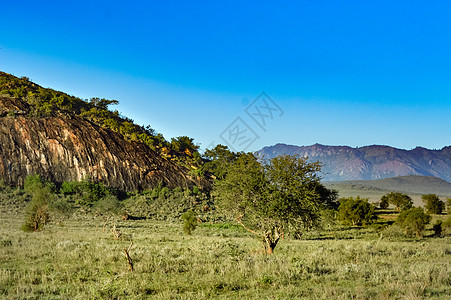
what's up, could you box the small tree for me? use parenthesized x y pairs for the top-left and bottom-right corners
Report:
(181, 210), (197, 235)
(422, 194), (445, 214)
(446, 198), (451, 215)
(396, 207), (431, 237)
(432, 220), (442, 237)
(214, 153), (334, 254)
(379, 195), (389, 209)
(22, 175), (55, 232)
(382, 192), (413, 211)
(337, 196), (377, 226)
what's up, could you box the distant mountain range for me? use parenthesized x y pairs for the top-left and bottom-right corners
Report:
(258, 143), (451, 182)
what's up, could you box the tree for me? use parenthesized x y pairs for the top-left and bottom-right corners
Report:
(181, 210), (198, 235)
(337, 196), (377, 226)
(170, 136), (199, 153)
(379, 194), (389, 209)
(22, 175), (55, 232)
(202, 144), (240, 180)
(382, 192), (413, 211)
(422, 194), (445, 214)
(447, 198), (451, 215)
(396, 207), (431, 237)
(213, 153), (334, 254)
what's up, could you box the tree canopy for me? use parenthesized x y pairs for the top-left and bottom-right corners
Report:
(381, 192), (413, 211)
(337, 196), (377, 226)
(396, 207), (431, 237)
(422, 194), (445, 214)
(213, 153), (337, 254)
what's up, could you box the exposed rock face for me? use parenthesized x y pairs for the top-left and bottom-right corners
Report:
(258, 143), (451, 182)
(0, 96), (205, 190)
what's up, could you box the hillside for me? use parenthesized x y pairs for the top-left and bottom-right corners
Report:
(0, 72), (207, 191)
(259, 143), (451, 182)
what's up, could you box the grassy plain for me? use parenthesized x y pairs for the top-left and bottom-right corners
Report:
(1, 201), (451, 299)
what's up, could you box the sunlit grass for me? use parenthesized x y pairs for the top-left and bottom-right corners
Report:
(1, 206), (450, 299)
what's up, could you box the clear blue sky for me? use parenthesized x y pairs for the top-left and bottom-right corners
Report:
(1, 0), (450, 152)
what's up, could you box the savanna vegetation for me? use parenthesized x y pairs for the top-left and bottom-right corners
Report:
(0, 73), (450, 298)
(1, 145), (451, 299)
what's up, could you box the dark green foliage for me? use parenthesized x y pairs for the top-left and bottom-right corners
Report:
(181, 210), (198, 235)
(170, 136), (199, 153)
(396, 207), (431, 237)
(213, 153), (334, 253)
(447, 198), (451, 214)
(123, 186), (212, 221)
(432, 220), (442, 237)
(422, 194), (445, 214)
(379, 195), (389, 209)
(60, 179), (115, 207)
(202, 145), (240, 180)
(337, 196), (377, 226)
(381, 192), (413, 211)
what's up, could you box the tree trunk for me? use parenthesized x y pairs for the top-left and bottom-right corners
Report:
(263, 226), (283, 254)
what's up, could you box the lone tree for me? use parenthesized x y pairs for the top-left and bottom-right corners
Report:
(422, 194), (445, 214)
(213, 153), (336, 254)
(22, 175), (55, 232)
(337, 196), (377, 226)
(381, 192), (413, 211)
(396, 207), (431, 237)
(379, 194), (389, 209)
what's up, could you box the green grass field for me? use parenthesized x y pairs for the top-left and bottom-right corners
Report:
(1, 202), (450, 299)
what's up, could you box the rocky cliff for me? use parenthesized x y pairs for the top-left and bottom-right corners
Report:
(258, 143), (451, 182)
(0, 94), (205, 191)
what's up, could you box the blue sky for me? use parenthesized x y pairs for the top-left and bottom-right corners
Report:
(1, 1), (450, 152)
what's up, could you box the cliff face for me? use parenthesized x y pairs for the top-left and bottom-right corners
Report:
(0, 96), (205, 191)
(259, 143), (451, 182)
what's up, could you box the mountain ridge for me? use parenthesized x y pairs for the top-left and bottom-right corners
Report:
(258, 143), (451, 182)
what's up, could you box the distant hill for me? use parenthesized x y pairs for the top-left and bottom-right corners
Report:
(323, 175), (451, 205)
(258, 143), (451, 182)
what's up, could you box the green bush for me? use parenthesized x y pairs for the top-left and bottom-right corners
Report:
(337, 197), (377, 226)
(396, 207), (431, 237)
(181, 210), (198, 235)
(432, 220), (442, 237)
(22, 175), (54, 232)
(422, 194), (445, 214)
(93, 194), (122, 215)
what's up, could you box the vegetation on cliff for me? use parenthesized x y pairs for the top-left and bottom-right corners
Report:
(0, 71), (201, 166)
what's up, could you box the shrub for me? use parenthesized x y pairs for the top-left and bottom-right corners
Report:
(379, 195), (389, 209)
(60, 179), (114, 207)
(181, 210), (197, 235)
(381, 192), (413, 211)
(337, 197), (377, 226)
(442, 217), (451, 236)
(396, 207), (431, 237)
(22, 175), (54, 232)
(93, 194), (122, 215)
(432, 220), (442, 237)
(422, 194), (445, 214)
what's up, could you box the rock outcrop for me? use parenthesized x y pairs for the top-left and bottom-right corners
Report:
(0, 95), (206, 191)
